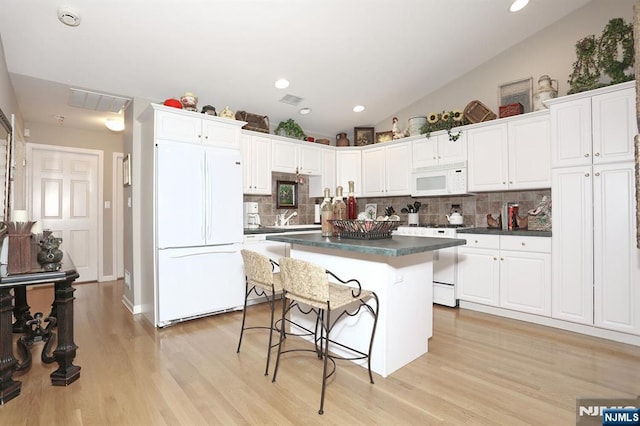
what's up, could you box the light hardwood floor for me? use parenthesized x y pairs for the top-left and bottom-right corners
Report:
(1, 280), (639, 425)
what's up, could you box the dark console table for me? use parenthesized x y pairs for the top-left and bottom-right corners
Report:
(0, 259), (80, 405)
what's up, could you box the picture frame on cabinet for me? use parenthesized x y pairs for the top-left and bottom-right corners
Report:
(499, 77), (533, 113)
(354, 127), (375, 146)
(123, 153), (131, 187)
(364, 203), (377, 220)
(376, 131), (393, 143)
(276, 180), (298, 208)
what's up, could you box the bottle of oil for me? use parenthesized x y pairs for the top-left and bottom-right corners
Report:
(347, 180), (357, 219)
(320, 188), (333, 237)
(332, 185), (347, 236)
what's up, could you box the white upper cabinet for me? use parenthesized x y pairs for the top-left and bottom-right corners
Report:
(155, 106), (242, 149)
(308, 147), (336, 198)
(241, 133), (272, 195)
(412, 131), (467, 169)
(361, 143), (411, 197)
(467, 112), (551, 192)
(335, 149), (362, 196)
(550, 82), (636, 168)
(271, 139), (322, 175)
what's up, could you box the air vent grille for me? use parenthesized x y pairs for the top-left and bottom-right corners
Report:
(68, 88), (131, 113)
(279, 94), (304, 106)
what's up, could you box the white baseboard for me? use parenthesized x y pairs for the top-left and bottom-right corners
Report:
(459, 301), (640, 347)
(121, 294), (142, 314)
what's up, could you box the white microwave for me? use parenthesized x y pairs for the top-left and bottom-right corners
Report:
(411, 162), (468, 197)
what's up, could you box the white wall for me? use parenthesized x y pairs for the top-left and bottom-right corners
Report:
(376, 0), (637, 133)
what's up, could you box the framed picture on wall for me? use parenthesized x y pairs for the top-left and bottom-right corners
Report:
(276, 180), (298, 208)
(354, 127), (375, 146)
(499, 77), (533, 113)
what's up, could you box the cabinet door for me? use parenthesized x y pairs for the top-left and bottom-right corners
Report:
(508, 115), (551, 189)
(438, 131), (467, 164)
(309, 148), (336, 198)
(499, 250), (551, 316)
(155, 110), (202, 144)
(591, 87), (636, 165)
(551, 166), (593, 324)
(457, 247), (500, 306)
(550, 97), (591, 168)
(247, 135), (272, 195)
(412, 137), (438, 168)
(298, 144), (322, 175)
(593, 162), (640, 334)
(271, 140), (298, 173)
(385, 143), (411, 195)
(467, 124), (508, 191)
(336, 150), (361, 196)
(361, 146), (386, 196)
(156, 141), (206, 248)
(202, 119), (241, 149)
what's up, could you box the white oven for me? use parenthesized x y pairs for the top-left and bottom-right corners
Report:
(411, 161), (468, 197)
(394, 225), (472, 307)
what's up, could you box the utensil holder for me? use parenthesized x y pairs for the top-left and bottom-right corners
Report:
(408, 213), (419, 226)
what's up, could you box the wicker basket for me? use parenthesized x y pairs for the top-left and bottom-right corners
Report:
(330, 219), (401, 240)
(528, 214), (551, 231)
(463, 100), (497, 123)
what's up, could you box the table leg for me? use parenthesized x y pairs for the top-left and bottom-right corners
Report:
(49, 279), (81, 386)
(0, 288), (21, 404)
(12, 285), (33, 333)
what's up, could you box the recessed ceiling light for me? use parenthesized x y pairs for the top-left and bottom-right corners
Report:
(105, 118), (125, 132)
(57, 6), (81, 27)
(509, 0), (529, 12)
(353, 105), (365, 113)
(275, 78), (290, 89)
(299, 107), (312, 115)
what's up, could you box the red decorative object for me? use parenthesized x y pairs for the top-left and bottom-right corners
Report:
(499, 102), (524, 118)
(163, 99), (183, 109)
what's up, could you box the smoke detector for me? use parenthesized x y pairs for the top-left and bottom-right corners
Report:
(57, 6), (81, 27)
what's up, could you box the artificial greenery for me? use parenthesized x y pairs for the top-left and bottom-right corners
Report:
(275, 118), (306, 140)
(420, 110), (467, 141)
(568, 18), (634, 95)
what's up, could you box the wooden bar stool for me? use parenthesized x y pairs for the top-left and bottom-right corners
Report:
(271, 256), (379, 415)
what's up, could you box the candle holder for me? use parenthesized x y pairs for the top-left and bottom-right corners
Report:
(7, 221), (36, 274)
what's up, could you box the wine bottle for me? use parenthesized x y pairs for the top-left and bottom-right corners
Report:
(347, 180), (357, 220)
(320, 188), (333, 237)
(332, 186), (347, 236)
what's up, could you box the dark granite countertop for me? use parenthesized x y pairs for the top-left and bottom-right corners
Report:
(265, 233), (466, 257)
(244, 225), (321, 235)
(456, 227), (552, 237)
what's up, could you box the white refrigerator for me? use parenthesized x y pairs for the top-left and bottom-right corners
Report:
(153, 140), (245, 327)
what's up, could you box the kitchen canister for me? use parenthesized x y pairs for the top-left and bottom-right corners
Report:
(408, 116), (427, 136)
(533, 75), (558, 111)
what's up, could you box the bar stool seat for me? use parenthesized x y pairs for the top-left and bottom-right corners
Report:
(272, 256), (379, 415)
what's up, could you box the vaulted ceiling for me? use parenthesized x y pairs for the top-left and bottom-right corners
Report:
(0, 0), (592, 136)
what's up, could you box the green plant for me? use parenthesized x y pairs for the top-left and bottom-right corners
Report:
(275, 118), (306, 140)
(420, 110), (466, 141)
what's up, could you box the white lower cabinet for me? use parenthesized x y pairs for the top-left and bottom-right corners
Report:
(457, 233), (551, 316)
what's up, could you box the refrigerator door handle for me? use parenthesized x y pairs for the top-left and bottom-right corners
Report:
(168, 250), (237, 259)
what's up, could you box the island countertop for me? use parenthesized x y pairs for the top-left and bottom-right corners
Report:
(265, 233), (466, 256)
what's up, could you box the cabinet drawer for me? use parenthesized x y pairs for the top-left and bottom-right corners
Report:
(500, 235), (551, 253)
(458, 233), (499, 249)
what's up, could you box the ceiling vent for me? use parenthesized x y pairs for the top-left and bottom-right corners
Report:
(68, 88), (131, 113)
(279, 94), (304, 106)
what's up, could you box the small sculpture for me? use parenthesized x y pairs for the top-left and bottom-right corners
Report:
(392, 117), (406, 140)
(201, 105), (217, 116)
(37, 234), (64, 271)
(180, 92), (198, 111)
(220, 106), (235, 119)
(486, 213), (501, 229)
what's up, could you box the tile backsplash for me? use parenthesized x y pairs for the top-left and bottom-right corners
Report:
(244, 173), (551, 228)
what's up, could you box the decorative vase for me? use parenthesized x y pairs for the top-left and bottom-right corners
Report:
(37, 234), (64, 271)
(336, 132), (350, 147)
(533, 75), (558, 111)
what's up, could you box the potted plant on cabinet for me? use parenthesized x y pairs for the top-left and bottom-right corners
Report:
(275, 118), (306, 140)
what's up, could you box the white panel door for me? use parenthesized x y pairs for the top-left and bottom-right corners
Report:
(30, 146), (99, 282)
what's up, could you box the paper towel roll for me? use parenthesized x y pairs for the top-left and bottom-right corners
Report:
(314, 204), (321, 224)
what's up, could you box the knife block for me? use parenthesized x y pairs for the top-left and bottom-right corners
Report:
(7, 221), (35, 274)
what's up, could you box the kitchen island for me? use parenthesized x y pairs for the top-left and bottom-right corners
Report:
(265, 233), (466, 377)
